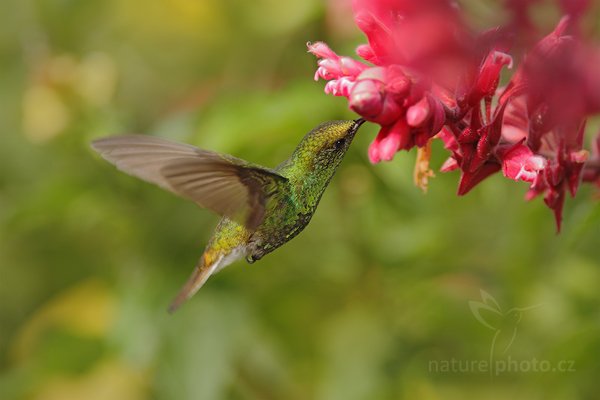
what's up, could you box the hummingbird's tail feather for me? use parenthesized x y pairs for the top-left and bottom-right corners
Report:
(167, 255), (222, 314)
(167, 247), (244, 313)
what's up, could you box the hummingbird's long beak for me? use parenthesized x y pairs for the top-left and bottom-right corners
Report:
(353, 118), (366, 130)
(349, 118), (365, 137)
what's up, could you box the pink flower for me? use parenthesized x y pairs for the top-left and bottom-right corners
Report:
(309, 1), (461, 162)
(310, 0), (600, 230)
(497, 142), (546, 183)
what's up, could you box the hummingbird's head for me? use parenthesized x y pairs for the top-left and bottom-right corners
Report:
(279, 118), (365, 203)
(300, 119), (365, 170)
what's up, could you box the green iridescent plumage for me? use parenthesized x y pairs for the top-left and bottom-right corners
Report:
(91, 119), (364, 311)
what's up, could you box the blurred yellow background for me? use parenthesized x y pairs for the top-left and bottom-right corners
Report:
(1, 0), (599, 399)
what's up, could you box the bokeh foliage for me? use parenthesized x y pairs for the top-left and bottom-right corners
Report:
(1, 0), (599, 399)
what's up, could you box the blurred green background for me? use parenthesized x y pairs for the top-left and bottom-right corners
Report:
(1, 0), (599, 399)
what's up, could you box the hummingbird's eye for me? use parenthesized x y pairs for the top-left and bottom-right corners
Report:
(334, 138), (346, 149)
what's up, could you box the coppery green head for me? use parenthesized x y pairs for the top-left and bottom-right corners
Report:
(280, 119), (364, 175)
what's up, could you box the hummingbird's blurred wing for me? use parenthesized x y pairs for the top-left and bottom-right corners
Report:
(91, 135), (288, 230)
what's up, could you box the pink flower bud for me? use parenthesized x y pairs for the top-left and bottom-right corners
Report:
(379, 119), (410, 160)
(353, 10), (392, 62)
(379, 132), (401, 161)
(368, 127), (387, 164)
(471, 51), (513, 102)
(428, 95), (446, 135)
(368, 144), (380, 164)
(407, 97), (431, 127)
(356, 44), (379, 64)
(307, 41), (339, 60)
(349, 79), (384, 119)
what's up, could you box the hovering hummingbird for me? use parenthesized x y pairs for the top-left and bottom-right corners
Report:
(92, 119), (364, 312)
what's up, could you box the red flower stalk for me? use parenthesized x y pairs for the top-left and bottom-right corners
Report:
(309, 0), (600, 231)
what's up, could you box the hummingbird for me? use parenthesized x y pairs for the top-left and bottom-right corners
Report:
(91, 119), (364, 312)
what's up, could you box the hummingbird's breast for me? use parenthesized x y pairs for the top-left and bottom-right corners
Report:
(244, 152), (337, 262)
(207, 191), (316, 265)
(244, 178), (322, 262)
(246, 210), (314, 262)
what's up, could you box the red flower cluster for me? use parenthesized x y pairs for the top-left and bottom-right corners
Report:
(309, 0), (600, 231)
